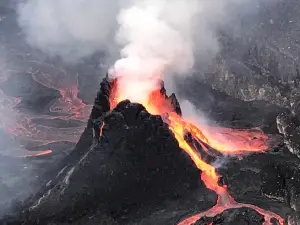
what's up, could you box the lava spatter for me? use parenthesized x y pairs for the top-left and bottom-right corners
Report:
(109, 79), (284, 225)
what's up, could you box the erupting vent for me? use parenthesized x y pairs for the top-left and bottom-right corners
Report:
(106, 77), (284, 225)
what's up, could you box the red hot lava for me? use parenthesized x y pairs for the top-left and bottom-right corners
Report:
(0, 66), (92, 156)
(99, 122), (105, 137)
(23, 149), (53, 158)
(109, 79), (284, 225)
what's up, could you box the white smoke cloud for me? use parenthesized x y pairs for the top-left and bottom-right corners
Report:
(17, 0), (275, 62)
(110, 0), (198, 103)
(110, 0), (274, 102)
(17, 0), (120, 61)
(17, 0), (277, 99)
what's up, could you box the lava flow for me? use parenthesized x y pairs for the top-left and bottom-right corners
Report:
(0, 63), (92, 157)
(109, 79), (284, 225)
(23, 149), (53, 158)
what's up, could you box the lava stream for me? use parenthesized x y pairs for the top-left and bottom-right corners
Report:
(99, 122), (105, 137)
(170, 119), (284, 225)
(0, 65), (92, 156)
(30, 68), (92, 121)
(23, 149), (53, 158)
(110, 81), (284, 225)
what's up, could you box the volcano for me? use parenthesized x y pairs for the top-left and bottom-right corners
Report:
(1, 75), (300, 225)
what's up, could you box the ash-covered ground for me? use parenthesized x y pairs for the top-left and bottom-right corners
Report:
(0, 1), (300, 225)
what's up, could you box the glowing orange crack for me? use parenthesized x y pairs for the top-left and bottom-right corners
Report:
(100, 122), (105, 137)
(23, 149), (53, 158)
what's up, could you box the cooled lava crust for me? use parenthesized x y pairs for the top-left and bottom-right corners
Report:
(1, 76), (300, 225)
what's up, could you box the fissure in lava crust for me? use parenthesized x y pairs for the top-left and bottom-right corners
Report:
(106, 77), (284, 225)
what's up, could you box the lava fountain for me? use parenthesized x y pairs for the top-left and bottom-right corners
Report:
(108, 77), (284, 225)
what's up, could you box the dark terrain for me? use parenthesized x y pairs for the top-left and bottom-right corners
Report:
(0, 1), (300, 225)
(197, 0), (300, 112)
(1, 76), (300, 225)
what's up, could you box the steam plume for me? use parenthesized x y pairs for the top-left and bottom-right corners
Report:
(16, 0), (278, 133)
(110, 0), (198, 103)
(17, 0), (275, 65)
(17, 0), (120, 61)
(109, 0), (278, 103)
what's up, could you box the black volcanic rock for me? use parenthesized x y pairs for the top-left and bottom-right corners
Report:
(90, 75), (113, 120)
(159, 80), (182, 116)
(0, 77), (215, 225)
(260, 162), (300, 213)
(277, 111), (300, 158)
(4, 75), (300, 225)
(193, 207), (265, 225)
(214, 146), (300, 223)
(187, 0), (300, 112)
(97, 100), (202, 216)
(260, 164), (288, 202)
(287, 211), (300, 225)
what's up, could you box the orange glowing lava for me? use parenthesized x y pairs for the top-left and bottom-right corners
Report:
(100, 122), (105, 137)
(23, 149), (53, 158)
(109, 79), (284, 225)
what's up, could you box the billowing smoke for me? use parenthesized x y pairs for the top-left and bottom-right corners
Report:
(17, 0), (120, 61)
(110, 0), (198, 103)
(16, 0), (278, 141)
(109, 0), (276, 104)
(17, 0), (276, 65)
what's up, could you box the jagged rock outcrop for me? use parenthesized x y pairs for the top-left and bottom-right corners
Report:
(193, 0), (300, 112)
(277, 112), (300, 158)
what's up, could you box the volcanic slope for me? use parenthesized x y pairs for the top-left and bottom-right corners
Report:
(0, 77), (215, 225)
(2, 76), (300, 225)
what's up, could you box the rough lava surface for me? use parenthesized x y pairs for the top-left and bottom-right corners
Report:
(194, 0), (300, 114)
(1, 77), (300, 225)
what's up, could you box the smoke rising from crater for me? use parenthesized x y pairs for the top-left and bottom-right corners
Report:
(17, 0), (275, 64)
(110, 0), (276, 103)
(16, 0), (278, 126)
(17, 0), (120, 61)
(17, 0), (278, 115)
(10, 0), (278, 215)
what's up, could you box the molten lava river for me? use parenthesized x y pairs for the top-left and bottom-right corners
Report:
(109, 81), (284, 225)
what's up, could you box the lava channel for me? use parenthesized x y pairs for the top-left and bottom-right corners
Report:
(23, 149), (53, 158)
(109, 79), (284, 225)
(0, 66), (92, 156)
